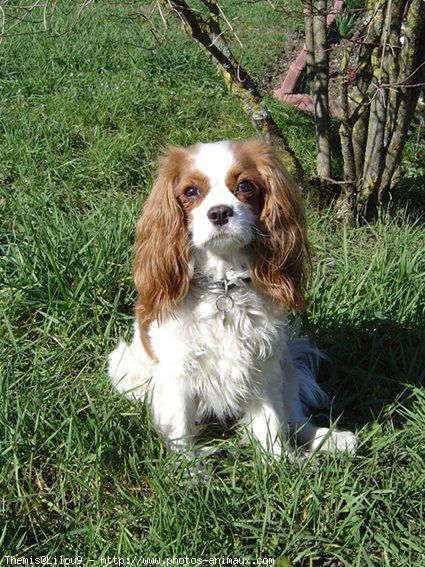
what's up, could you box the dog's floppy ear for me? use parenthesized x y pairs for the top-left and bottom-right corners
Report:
(249, 140), (309, 312)
(133, 147), (191, 358)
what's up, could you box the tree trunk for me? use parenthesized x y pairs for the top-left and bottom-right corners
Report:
(304, 1), (316, 94)
(338, 0), (425, 221)
(303, 0), (332, 180)
(312, 0), (331, 179)
(379, 0), (425, 203)
(336, 46), (357, 226)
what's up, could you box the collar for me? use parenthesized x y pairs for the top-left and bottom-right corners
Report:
(191, 274), (251, 322)
(192, 274), (251, 292)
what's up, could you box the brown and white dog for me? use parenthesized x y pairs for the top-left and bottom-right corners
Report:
(108, 139), (358, 457)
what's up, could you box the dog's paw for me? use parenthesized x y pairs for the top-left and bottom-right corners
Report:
(311, 427), (359, 454)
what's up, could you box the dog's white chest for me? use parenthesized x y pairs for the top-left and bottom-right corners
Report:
(167, 287), (285, 419)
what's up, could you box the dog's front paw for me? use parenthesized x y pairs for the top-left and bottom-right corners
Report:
(311, 427), (359, 454)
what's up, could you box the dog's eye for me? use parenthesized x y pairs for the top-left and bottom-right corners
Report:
(184, 186), (200, 200)
(237, 180), (255, 194)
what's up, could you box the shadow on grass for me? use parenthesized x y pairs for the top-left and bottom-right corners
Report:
(392, 173), (425, 222)
(312, 317), (425, 431)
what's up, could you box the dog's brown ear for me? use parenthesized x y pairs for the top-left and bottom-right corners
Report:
(133, 148), (191, 357)
(247, 140), (309, 312)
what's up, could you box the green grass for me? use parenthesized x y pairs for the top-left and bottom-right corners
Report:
(1, 2), (424, 565)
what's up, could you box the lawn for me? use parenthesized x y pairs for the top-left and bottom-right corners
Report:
(1, 1), (424, 565)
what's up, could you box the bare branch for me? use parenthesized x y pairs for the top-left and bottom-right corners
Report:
(162, 0), (303, 177)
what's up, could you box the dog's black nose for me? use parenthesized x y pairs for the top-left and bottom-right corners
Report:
(207, 205), (233, 226)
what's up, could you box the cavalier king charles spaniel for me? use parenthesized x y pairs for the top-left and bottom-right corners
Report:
(108, 139), (358, 459)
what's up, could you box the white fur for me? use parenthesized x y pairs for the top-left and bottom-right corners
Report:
(108, 141), (359, 458)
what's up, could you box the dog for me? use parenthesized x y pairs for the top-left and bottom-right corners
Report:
(108, 139), (358, 458)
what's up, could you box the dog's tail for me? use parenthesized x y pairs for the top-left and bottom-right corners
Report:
(289, 337), (330, 411)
